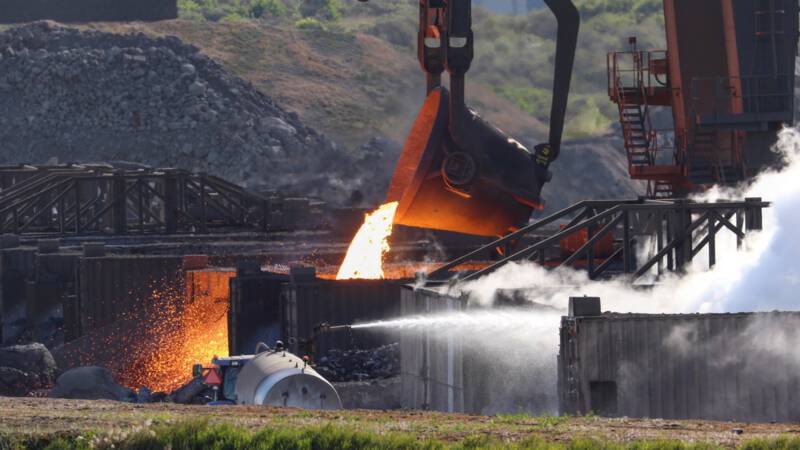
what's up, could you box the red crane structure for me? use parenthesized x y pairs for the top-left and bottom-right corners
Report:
(608, 0), (799, 198)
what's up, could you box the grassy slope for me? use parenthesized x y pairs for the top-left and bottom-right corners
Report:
(2, 398), (800, 449)
(82, 16), (644, 211)
(145, 0), (667, 143)
(83, 18), (548, 150)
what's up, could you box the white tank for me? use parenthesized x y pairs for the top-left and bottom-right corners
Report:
(233, 349), (342, 409)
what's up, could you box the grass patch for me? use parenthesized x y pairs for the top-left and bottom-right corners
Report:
(3, 420), (800, 450)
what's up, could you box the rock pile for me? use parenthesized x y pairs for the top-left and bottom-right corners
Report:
(315, 343), (399, 382)
(169, 376), (217, 405)
(0, 22), (383, 204)
(0, 343), (57, 396)
(50, 366), (136, 401)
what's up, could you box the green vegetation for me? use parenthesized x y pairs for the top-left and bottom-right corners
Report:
(177, 0), (343, 22)
(178, 0), (290, 21)
(3, 420), (800, 450)
(336, 0), (665, 137)
(295, 17), (327, 31)
(175, 0), (670, 137)
(301, 0), (344, 21)
(342, 0), (667, 138)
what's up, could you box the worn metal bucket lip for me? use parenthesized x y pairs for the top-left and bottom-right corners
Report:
(386, 88), (448, 223)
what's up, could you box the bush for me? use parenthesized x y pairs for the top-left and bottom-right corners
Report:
(178, 0), (291, 22)
(295, 17), (326, 31)
(301, 0), (343, 20)
(177, 0), (205, 20)
(220, 12), (247, 22)
(250, 0), (288, 19)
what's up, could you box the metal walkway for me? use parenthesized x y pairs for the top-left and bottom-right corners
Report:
(0, 164), (272, 236)
(425, 197), (767, 285)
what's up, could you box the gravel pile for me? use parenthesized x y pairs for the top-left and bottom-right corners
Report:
(315, 343), (399, 382)
(0, 343), (57, 396)
(0, 21), (382, 204)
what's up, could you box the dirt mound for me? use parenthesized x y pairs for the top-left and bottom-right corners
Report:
(0, 21), (378, 204)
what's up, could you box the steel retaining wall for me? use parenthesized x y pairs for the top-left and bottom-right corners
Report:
(282, 278), (405, 356)
(55, 258), (233, 385)
(399, 287), (561, 415)
(74, 255), (184, 338)
(0, 246), (37, 343)
(228, 269), (406, 357)
(559, 310), (800, 422)
(228, 269), (288, 355)
(400, 287), (465, 413)
(27, 251), (80, 344)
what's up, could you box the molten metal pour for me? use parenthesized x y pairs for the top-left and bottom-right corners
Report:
(336, 202), (399, 280)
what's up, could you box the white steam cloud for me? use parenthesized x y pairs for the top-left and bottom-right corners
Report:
(458, 126), (800, 314)
(359, 127), (800, 415)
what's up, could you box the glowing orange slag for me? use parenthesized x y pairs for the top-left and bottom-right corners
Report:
(336, 202), (399, 280)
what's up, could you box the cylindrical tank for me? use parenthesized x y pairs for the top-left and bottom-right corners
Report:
(234, 349), (342, 409)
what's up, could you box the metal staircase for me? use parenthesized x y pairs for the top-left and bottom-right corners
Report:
(608, 47), (679, 198)
(618, 92), (653, 168)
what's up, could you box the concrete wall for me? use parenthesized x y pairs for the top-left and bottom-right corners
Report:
(559, 311), (800, 422)
(0, 0), (177, 24)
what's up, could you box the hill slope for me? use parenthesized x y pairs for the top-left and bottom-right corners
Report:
(83, 17), (644, 210)
(0, 10), (649, 210)
(86, 19), (549, 150)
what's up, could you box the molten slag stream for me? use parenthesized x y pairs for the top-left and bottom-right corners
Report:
(336, 202), (399, 280)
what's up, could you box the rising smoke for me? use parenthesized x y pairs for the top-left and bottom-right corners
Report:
(359, 126), (800, 415)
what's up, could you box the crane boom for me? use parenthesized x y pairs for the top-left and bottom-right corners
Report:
(363, 0), (580, 237)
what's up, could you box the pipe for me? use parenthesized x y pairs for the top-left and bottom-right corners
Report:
(325, 324), (352, 332)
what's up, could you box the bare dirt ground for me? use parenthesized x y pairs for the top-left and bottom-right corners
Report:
(1, 397), (799, 447)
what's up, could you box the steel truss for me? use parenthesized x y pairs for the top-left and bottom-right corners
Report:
(0, 164), (270, 236)
(426, 197), (767, 285)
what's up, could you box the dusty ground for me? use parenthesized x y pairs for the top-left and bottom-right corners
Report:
(1, 397), (799, 447)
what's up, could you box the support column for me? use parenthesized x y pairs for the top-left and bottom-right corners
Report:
(111, 173), (127, 235)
